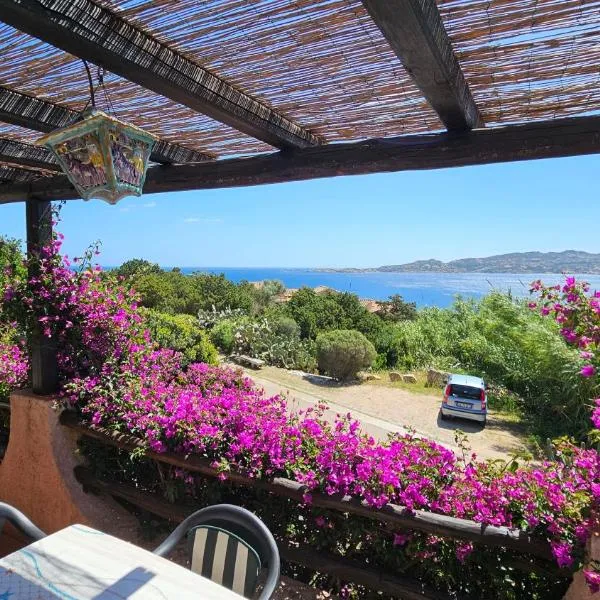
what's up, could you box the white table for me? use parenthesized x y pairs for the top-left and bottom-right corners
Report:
(0, 524), (243, 599)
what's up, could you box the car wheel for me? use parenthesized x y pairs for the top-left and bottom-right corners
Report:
(439, 409), (448, 421)
(482, 416), (487, 427)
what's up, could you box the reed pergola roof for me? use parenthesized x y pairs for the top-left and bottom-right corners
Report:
(0, 0), (598, 203)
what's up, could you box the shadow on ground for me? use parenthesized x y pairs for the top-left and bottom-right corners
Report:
(436, 412), (485, 434)
(301, 374), (361, 388)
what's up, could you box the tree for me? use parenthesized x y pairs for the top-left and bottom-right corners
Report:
(249, 279), (286, 312)
(377, 294), (417, 322)
(113, 258), (162, 279)
(285, 288), (345, 339)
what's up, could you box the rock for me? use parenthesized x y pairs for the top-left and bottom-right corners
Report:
(357, 371), (381, 382)
(389, 371), (402, 382)
(231, 354), (265, 369)
(427, 368), (449, 387)
(402, 373), (417, 384)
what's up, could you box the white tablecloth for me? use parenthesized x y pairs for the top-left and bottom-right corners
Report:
(0, 524), (244, 599)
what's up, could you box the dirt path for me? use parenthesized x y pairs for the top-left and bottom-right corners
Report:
(240, 365), (528, 461)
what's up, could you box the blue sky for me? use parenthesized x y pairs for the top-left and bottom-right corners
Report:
(1, 154), (598, 268)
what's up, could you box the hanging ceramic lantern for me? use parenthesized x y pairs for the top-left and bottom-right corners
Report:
(37, 107), (156, 204)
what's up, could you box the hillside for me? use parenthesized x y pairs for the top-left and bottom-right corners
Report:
(321, 251), (600, 274)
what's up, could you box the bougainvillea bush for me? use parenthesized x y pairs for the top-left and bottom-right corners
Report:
(2, 231), (600, 598)
(531, 277), (600, 434)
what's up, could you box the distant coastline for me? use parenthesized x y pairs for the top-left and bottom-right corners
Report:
(313, 250), (600, 274)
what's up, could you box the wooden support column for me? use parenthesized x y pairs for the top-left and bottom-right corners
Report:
(25, 198), (58, 395)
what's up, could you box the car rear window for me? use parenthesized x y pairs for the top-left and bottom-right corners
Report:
(449, 384), (481, 400)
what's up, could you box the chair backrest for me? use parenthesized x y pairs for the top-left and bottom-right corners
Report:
(0, 502), (46, 543)
(153, 504), (280, 600)
(189, 525), (261, 597)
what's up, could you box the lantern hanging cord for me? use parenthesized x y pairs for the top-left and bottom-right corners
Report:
(83, 60), (95, 108)
(98, 67), (119, 118)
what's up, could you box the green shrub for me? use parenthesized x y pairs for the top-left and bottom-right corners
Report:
(0, 237), (25, 292)
(316, 329), (376, 381)
(372, 324), (406, 369)
(144, 310), (218, 365)
(210, 319), (237, 354)
(270, 315), (300, 338)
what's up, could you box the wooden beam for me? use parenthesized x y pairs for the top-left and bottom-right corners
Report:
(361, 0), (483, 131)
(1, 116), (598, 203)
(26, 198), (59, 395)
(0, 138), (60, 172)
(0, 165), (43, 183)
(0, 86), (213, 164)
(0, 0), (320, 150)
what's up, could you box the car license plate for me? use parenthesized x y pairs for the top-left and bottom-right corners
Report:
(456, 402), (471, 408)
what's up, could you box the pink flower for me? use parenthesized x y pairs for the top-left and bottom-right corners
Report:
(455, 542), (474, 563)
(551, 541), (574, 568)
(581, 365), (597, 378)
(584, 569), (600, 594)
(393, 533), (410, 546)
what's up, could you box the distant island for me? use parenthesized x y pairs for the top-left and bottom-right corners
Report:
(316, 251), (600, 274)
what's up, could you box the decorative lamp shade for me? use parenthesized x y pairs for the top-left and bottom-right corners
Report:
(37, 109), (157, 204)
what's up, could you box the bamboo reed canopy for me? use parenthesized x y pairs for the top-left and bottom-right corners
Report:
(0, 0), (599, 202)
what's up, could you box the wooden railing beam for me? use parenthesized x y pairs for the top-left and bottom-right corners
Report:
(61, 413), (554, 560)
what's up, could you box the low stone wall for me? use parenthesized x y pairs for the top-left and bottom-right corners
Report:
(0, 390), (138, 551)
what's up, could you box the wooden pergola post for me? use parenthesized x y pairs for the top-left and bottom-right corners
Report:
(25, 198), (58, 395)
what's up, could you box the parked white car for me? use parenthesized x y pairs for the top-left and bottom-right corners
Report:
(440, 374), (487, 426)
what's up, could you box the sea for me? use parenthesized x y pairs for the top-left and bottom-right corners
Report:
(173, 269), (600, 308)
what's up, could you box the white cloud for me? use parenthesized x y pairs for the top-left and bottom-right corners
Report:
(184, 217), (223, 224)
(118, 201), (156, 212)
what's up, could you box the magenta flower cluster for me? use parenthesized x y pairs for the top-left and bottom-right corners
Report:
(1, 233), (144, 381)
(64, 344), (600, 570)
(530, 276), (600, 581)
(0, 341), (28, 389)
